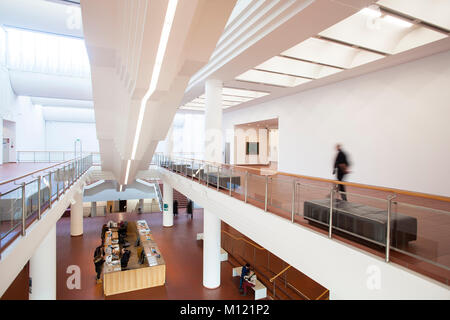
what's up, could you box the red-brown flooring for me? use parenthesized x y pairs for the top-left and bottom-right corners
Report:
(56, 208), (254, 300)
(168, 169), (450, 286)
(0, 162), (59, 193)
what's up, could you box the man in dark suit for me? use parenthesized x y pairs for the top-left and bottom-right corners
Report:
(333, 144), (350, 201)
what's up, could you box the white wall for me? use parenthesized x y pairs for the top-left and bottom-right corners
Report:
(268, 128), (279, 162)
(15, 98), (45, 151)
(45, 121), (99, 152)
(223, 50), (450, 197)
(234, 127), (268, 164)
(0, 65), (46, 162)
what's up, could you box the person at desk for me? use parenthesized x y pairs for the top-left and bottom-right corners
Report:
(241, 269), (257, 296)
(120, 248), (131, 269)
(239, 263), (250, 292)
(101, 224), (108, 243)
(93, 244), (105, 284)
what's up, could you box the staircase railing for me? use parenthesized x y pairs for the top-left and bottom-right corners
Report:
(221, 230), (322, 300)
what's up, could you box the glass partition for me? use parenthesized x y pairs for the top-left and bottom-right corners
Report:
(25, 179), (39, 220)
(0, 186), (23, 241)
(156, 153), (450, 285)
(0, 155), (92, 254)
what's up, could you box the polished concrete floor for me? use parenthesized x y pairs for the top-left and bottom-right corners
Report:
(56, 209), (255, 300)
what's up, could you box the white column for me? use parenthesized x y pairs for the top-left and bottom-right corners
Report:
(70, 190), (83, 236)
(202, 79), (223, 288)
(203, 209), (221, 288)
(29, 224), (56, 300)
(162, 182), (173, 227)
(205, 79), (223, 163)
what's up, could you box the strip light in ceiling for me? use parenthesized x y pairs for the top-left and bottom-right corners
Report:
(119, 184), (123, 192)
(124, 159), (131, 184)
(131, 0), (178, 161)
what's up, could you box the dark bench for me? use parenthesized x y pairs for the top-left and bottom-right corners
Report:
(304, 199), (417, 247)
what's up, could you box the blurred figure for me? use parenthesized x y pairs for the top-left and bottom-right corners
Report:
(333, 144), (350, 201)
(173, 199), (178, 217)
(186, 200), (193, 219)
(93, 243), (105, 284)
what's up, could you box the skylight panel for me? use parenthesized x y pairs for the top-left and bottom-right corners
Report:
(319, 6), (447, 55)
(236, 69), (311, 87)
(377, 0), (450, 31)
(222, 95), (253, 102)
(222, 87), (269, 98)
(185, 102), (205, 108)
(256, 56), (342, 79)
(282, 37), (384, 69)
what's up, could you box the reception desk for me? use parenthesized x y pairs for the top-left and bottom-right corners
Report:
(103, 220), (166, 296)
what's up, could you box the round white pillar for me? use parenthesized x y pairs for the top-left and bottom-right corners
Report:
(203, 209), (221, 288)
(205, 79), (223, 164)
(29, 224), (56, 300)
(162, 182), (173, 227)
(70, 190), (83, 236)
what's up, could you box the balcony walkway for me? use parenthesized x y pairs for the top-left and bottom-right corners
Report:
(157, 163), (450, 287)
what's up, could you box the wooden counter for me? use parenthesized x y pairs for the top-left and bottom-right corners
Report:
(103, 220), (166, 296)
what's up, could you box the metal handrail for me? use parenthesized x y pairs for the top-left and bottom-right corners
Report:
(221, 230), (265, 250)
(0, 154), (93, 245)
(269, 265), (291, 282)
(156, 153), (450, 203)
(315, 289), (329, 300)
(156, 153), (450, 277)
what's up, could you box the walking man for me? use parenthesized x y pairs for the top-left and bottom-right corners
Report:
(333, 144), (350, 201)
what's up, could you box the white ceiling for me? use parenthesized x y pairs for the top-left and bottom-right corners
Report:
(182, 0), (450, 112)
(0, 0), (93, 123)
(0, 0), (83, 38)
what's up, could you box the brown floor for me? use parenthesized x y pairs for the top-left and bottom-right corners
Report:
(56, 208), (255, 300)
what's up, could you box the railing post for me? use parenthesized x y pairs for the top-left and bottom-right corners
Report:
(229, 168), (232, 197)
(37, 176), (41, 220)
(291, 180), (296, 223)
(33, 151), (36, 163)
(206, 165), (209, 187)
(385, 195), (396, 262)
(245, 171), (248, 203)
(192, 161), (194, 181)
(21, 183), (26, 236)
(217, 166), (220, 191)
(56, 169), (60, 200)
(49, 172), (52, 209)
(63, 166), (66, 192)
(264, 175), (268, 212)
(329, 186), (335, 238)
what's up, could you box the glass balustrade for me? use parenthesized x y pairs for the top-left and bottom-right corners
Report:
(155, 153), (450, 285)
(0, 154), (93, 255)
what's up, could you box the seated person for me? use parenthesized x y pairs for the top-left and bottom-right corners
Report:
(241, 269), (257, 296)
(239, 263), (250, 292)
(120, 248), (131, 269)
